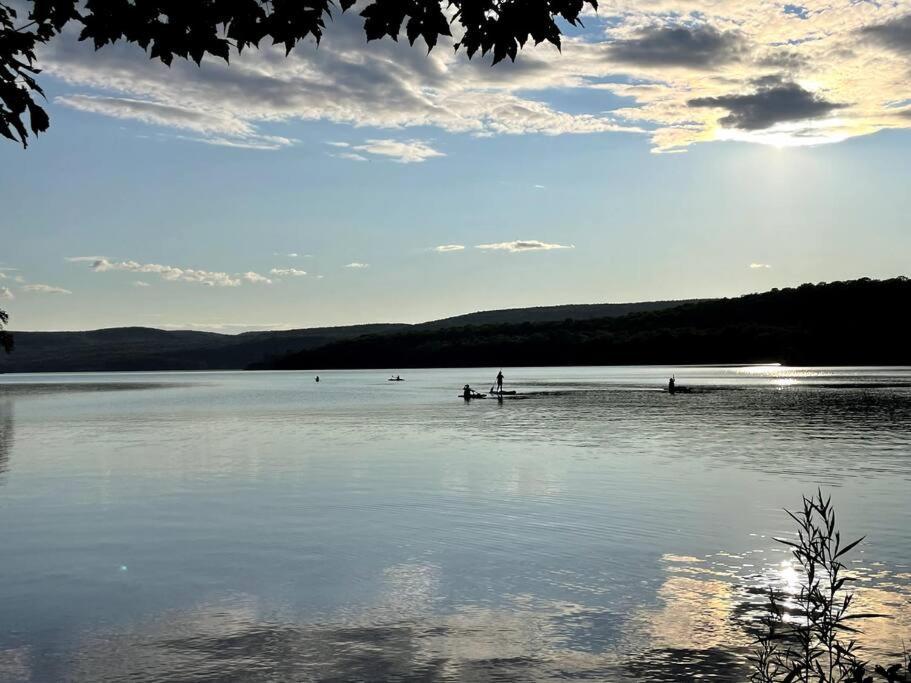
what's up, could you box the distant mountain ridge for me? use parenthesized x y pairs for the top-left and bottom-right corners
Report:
(416, 300), (701, 329)
(0, 299), (691, 373)
(260, 277), (911, 370)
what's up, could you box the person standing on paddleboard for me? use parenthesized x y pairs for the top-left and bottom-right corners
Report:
(496, 370), (504, 394)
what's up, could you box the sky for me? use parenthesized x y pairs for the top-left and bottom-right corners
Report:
(2, 0), (910, 332)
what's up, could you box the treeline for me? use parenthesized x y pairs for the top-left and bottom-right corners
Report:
(256, 277), (911, 369)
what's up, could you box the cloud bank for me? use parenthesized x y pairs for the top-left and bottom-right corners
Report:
(36, 4), (911, 152)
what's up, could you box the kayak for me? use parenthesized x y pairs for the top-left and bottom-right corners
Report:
(388, 378), (405, 381)
(460, 393), (487, 399)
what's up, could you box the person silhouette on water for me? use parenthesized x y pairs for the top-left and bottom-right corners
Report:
(315, 375), (320, 383)
(496, 370), (504, 394)
(463, 384), (473, 400)
(668, 376), (675, 394)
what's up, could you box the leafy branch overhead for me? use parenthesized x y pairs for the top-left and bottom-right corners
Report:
(0, 309), (12, 354)
(0, 0), (597, 147)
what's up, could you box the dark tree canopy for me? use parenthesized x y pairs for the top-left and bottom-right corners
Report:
(0, 309), (12, 353)
(1, 0), (596, 147)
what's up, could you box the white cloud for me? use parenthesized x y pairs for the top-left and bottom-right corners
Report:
(749, 263), (772, 269)
(345, 262), (370, 269)
(475, 240), (575, 252)
(68, 256), (267, 287)
(0, 286), (13, 300)
(133, 280), (151, 287)
(241, 271), (272, 284)
(434, 244), (465, 252)
(22, 284), (72, 294)
(270, 268), (308, 276)
(351, 139), (445, 163)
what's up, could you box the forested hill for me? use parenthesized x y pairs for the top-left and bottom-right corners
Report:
(0, 324), (408, 373)
(416, 300), (701, 329)
(0, 299), (688, 373)
(258, 277), (911, 370)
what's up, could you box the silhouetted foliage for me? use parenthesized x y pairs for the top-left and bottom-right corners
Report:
(257, 277), (911, 369)
(0, 308), (12, 353)
(0, 0), (596, 146)
(751, 492), (909, 682)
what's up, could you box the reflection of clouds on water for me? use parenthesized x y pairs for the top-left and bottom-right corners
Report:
(13, 551), (911, 682)
(0, 400), (12, 481)
(0, 645), (30, 682)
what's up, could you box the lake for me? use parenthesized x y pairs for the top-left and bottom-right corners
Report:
(0, 366), (909, 682)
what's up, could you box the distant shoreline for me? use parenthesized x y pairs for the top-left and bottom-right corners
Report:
(2, 277), (909, 373)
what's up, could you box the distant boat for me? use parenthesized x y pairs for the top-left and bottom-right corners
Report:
(388, 376), (405, 382)
(668, 385), (692, 394)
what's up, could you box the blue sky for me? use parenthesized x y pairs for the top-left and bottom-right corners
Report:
(2, 2), (910, 331)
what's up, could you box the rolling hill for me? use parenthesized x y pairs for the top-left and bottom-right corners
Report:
(0, 299), (691, 373)
(258, 278), (911, 370)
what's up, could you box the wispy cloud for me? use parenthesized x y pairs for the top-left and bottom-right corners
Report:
(57, 95), (294, 150)
(67, 256), (268, 287)
(749, 263), (772, 269)
(434, 244), (465, 253)
(350, 139), (445, 164)
(0, 286), (13, 300)
(133, 280), (151, 287)
(475, 240), (575, 253)
(22, 284), (72, 294)
(333, 151), (369, 162)
(270, 268), (308, 277)
(345, 262), (370, 269)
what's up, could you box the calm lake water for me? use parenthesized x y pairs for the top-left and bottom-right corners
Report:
(1, 366), (909, 682)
